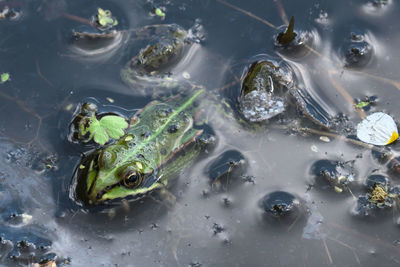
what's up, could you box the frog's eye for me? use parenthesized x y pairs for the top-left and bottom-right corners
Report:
(123, 171), (143, 188)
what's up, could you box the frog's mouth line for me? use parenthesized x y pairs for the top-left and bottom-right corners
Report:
(89, 167), (158, 201)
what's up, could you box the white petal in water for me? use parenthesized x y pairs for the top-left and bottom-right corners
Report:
(356, 112), (399, 146)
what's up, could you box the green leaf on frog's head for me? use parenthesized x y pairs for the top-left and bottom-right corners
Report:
(92, 127), (108, 145)
(99, 115), (128, 139)
(99, 16), (114, 26)
(85, 115), (128, 145)
(1, 72), (10, 83)
(277, 16), (297, 46)
(356, 101), (371, 108)
(155, 8), (166, 17)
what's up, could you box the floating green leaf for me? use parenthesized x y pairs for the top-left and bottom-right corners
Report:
(356, 101), (370, 108)
(155, 8), (166, 17)
(97, 8), (118, 28)
(83, 115), (128, 145)
(98, 8), (107, 17)
(1, 72), (10, 83)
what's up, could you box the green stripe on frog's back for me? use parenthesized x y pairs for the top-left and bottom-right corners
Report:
(87, 89), (205, 199)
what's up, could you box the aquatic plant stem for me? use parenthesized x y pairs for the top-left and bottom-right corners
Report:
(62, 13), (92, 26)
(216, 0), (277, 29)
(300, 127), (377, 151)
(326, 237), (361, 265)
(322, 238), (333, 264)
(35, 60), (54, 88)
(327, 221), (400, 254)
(0, 90), (48, 148)
(274, 0), (289, 25)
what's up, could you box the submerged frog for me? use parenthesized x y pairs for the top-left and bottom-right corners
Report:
(238, 59), (294, 123)
(120, 23), (205, 95)
(71, 90), (215, 205)
(237, 57), (334, 128)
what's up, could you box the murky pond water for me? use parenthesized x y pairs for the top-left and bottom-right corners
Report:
(1, 0), (400, 266)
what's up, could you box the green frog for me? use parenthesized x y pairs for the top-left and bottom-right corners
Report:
(69, 20), (336, 206)
(71, 89), (215, 205)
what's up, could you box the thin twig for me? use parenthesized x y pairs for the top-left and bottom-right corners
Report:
(327, 221), (400, 254)
(335, 69), (400, 92)
(216, 0), (277, 29)
(326, 237), (361, 266)
(300, 127), (378, 150)
(0, 91), (44, 146)
(62, 13), (92, 25)
(35, 60), (54, 88)
(274, 0), (289, 25)
(322, 238), (333, 264)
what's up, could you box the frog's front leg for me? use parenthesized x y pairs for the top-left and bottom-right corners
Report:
(150, 187), (177, 209)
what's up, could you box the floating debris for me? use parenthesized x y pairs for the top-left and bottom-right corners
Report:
(369, 185), (387, 204)
(65, 103), (73, 111)
(310, 159), (355, 192)
(0, 6), (21, 21)
(319, 136), (330, 142)
(365, 174), (389, 190)
(1, 72), (10, 83)
(356, 101), (370, 109)
(96, 8), (118, 31)
(356, 112), (398, 146)
(155, 8), (166, 17)
(352, 175), (400, 217)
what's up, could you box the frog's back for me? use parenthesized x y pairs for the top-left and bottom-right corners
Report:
(125, 98), (202, 170)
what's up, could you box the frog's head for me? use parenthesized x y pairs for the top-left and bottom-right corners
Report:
(73, 144), (162, 205)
